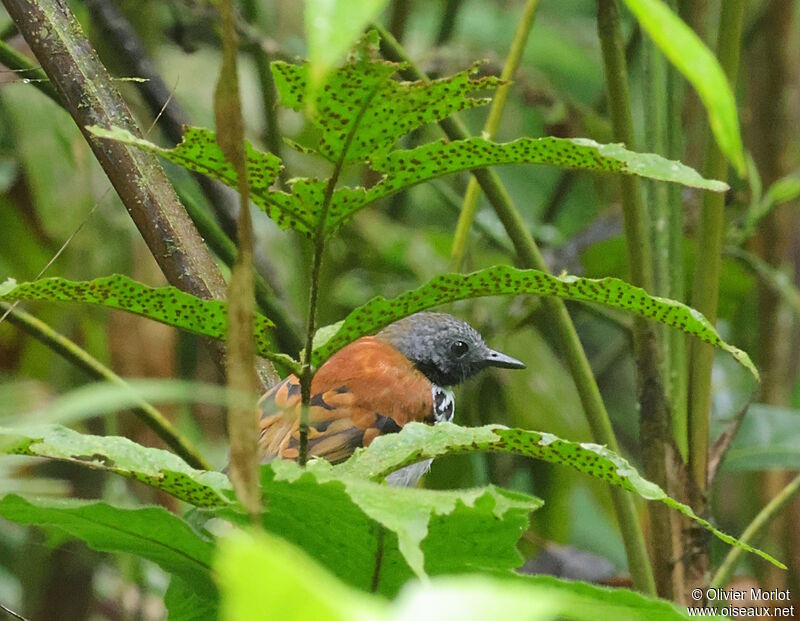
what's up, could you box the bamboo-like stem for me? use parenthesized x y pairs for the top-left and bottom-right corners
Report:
(665, 0), (688, 462)
(596, 0), (654, 294)
(687, 0), (745, 513)
(449, 0), (540, 271)
(376, 23), (656, 595)
(686, 0), (745, 587)
(711, 473), (800, 589)
(2, 302), (211, 470)
(597, 0), (673, 598)
(749, 0), (796, 592)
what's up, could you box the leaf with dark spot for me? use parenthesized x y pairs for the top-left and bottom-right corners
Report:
(0, 275), (276, 362)
(311, 265), (757, 378)
(337, 422), (785, 570)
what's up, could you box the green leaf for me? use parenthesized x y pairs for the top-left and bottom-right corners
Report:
(765, 173), (800, 206)
(337, 422), (786, 570)
(0, 274), (277, 362)
(621, 0), (745, 175)
(216, 530), (695, 621)
(0, 494), (214, 585)
(371, 136), (727, 190)
(94, 34), (725, 240)
(0, 422), (537, 593)
(316, 136), (726, 236)
(86, 126), (318, 235)
(0, 424), (230, 507)
(267, 459), (539, 583)
(165, 577), (220, 621)
(217, 461), (539, 594)
(304, 1), (391, 98)
(273, 37), (501, 163)
(718, 404), (800, 472)
(729, 173), (800, 244)
(501, 574), (693, 621)
(311, 265), (757, 378)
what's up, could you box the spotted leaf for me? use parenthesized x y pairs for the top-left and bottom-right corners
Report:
(0, 424), (231, 507)
(0, 275), (276, 360)
(0, 423), (539, 596)
(337, 422), (785, 570)
(88, 125), (319, 235)
(272, 32), (501, 164)
(320, 137), (727, 235)
(310, 265), (757, 378)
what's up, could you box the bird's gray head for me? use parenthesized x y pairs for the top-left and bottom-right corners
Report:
(376, 312), (525, 386)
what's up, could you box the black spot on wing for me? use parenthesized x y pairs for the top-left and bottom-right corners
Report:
(310, 393), (335, 410)
(374, 414), (402, 434)
(311, 419), (333, 432)
(288, 427), (365, 464)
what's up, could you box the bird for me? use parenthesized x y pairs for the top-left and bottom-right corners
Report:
(257, 311), (526, 486)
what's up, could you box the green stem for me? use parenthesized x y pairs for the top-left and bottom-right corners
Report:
(688, 0), (745, 508)
(435, 0), (462, 45)
(665, 0), (688, 462)
(1, 302), (211, 470)
(298, 82), (381, 465)
(0, 19), (17, 40)
(711, 473), (800, 589)
(597, 0), (671, 597)
(597, 0), (653, 293)
(240, 0), (283, 165)
(0, 38), (58, 103)
(376, 23), (656, 595)
(449, 0), (540, 271)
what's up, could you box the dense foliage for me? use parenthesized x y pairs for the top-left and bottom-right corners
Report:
(0, 1), (798, 620)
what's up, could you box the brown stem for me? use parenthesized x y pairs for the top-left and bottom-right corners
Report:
(1, 0), (271, 389)
(748, 0), (796, 593)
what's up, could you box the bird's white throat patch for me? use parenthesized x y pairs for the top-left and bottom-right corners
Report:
(385, 386), (453, 488)
(432, 385), (455, 423)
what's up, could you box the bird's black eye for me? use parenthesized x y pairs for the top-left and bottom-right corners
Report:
(450, 340), (469, 357)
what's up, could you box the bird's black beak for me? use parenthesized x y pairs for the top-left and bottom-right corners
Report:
(484, 348), (526, 369)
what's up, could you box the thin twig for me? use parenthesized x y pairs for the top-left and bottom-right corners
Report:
(707, 399), (751, 487)
(0, 38), (58, 101)
(298, 81), (382, 465)
(0, 601), (30, 621)
(710, 473), (799, 588)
